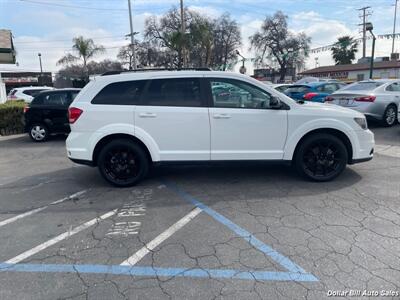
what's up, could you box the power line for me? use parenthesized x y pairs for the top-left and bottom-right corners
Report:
(18, 0), (128, 11)
(14, 35), (126, 44)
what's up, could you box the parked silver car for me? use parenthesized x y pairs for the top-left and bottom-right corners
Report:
(326, 79), (400, 126)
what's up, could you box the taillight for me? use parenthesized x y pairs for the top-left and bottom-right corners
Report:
(354, 95), (376, 102)
(303, 92), (318, 100)
(325, 96), (334, 102)
(68, 107), (83, 124)
(23, 106), (29, 113)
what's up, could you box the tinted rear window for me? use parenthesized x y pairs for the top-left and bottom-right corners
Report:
(92, 80), (146, 105)
(285, 85), (310, 93)
(343, 82), (383, 91)
(23, 89), (46, 97)
(144, 78), (202, 107)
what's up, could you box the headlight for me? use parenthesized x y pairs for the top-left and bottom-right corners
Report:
(354, 117), (368, 130)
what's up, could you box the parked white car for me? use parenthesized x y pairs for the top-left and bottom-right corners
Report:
(326, 79), (400, 126)
(66, 70), (374, 186)
(7, 86), (53, 103)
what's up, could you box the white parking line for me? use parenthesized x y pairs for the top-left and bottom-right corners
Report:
(120, 207), (202, 266)
(0, 190), (87, 228)
(5, 209), (117, 264)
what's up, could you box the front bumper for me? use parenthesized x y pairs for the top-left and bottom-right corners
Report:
(351, 129), (374, 163)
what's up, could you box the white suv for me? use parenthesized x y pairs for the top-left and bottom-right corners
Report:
(66, 70), (374, 186)
(7, 86), (54, 102)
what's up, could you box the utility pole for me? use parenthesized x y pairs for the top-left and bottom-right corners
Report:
(38, 53), (43, 74)
(127, 0), (136, 70)
(358, 6), (372, 58)
(180, 0), (186, 68)
(392, 0), (398, 54)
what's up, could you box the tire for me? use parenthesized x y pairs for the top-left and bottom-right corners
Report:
(382, 104), (397, 127)
(97, 139), (149, 187)
(294, 133), (348, 182)
(29, 123), (48, 142)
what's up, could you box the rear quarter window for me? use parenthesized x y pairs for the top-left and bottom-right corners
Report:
(91, 80), (147, 105)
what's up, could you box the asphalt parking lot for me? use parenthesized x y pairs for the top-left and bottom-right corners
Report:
(0, 123), (399, 300)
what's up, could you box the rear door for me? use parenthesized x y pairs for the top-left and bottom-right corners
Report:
(206, 77), (288, 160)
(41, 92), (70, 132)
(135, 76), (210, 161)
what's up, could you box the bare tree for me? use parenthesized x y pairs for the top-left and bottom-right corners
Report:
(250, 11), (310, 81)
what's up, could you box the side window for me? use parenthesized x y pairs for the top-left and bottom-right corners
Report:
(386, 82), (400, 92)
(210, 79), (272, 109)
(43, 93), (69, 106)
(323, 83), (337, 93)
(92, 80), (146, 105)
(144, 78), (202, 107)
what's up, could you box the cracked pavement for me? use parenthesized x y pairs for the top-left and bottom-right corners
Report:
(0, 123), (399, 300)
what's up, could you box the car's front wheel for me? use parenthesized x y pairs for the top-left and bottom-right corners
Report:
(29, 123), (48, 142)
(97, 139), (149, 187)
(295, 133), (348, 181)
(382, 104), (397, 127)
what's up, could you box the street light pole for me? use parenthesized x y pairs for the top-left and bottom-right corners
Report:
(392, 0), (398, 54)
(180, 0), (186, 68)
(38, 53), (43, 74)
(127, 0), (136, 70)
(366, 22), (376, 79)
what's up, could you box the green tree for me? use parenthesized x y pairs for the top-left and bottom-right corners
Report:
(331, 36), (358, 65)
(250, 11), (310, 81)
(57, 36), (105, 73)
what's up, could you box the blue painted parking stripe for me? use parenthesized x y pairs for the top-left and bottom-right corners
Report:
(163, 181), (310, 275)
(0, 263), (318, 282)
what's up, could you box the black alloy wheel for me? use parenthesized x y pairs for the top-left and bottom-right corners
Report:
(295, 133), (348, 181)
(98, 139), (149, 187)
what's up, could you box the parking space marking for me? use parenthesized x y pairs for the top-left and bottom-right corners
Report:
(5, 209), (117, 264)
(375, 144), (400, 158)
(0, 263), (318, 282)
(163, 181), (317, 279)
(121, 207), (202, 266)
(0, 190), (87, 228)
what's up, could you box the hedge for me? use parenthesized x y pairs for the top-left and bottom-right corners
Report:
(0, 100), (26, 136)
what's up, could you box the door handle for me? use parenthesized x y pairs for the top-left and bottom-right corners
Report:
(139, 112), (157, 118)
(213, 113), (231, 119)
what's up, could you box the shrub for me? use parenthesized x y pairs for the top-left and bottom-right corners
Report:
(0, 100), (26, 136)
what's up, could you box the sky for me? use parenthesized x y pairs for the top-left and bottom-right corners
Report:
(0, 0), (399, 74)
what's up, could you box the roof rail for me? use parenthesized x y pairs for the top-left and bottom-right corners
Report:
(101, 67), (212, 76)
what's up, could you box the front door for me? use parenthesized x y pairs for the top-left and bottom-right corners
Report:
(207, 78), (288, 160)
(135, 77), (210, 161)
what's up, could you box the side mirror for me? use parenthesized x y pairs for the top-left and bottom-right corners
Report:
(270, 96), (282, 109)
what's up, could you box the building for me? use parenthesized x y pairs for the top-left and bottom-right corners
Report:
(0, 29), (15, 64)
(299, 60), (400, 83)
(0, 72), (53, 94)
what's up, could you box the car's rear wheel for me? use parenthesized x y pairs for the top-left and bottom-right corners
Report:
(97, 139), (149, 187)
(29, 123), (48, 142)
(382, 104), (397, 127)
(295, 133), (348, 181)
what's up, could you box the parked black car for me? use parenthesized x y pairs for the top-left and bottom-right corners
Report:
(24, 89), (81, 142)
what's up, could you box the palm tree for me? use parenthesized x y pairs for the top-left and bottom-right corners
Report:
(331, 36), (358, 65)
(57, 36), (105, 72)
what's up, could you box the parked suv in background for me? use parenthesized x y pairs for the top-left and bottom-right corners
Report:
(326, 79), (400, 126)
(7, 86), (54, 103)
(24, 88), (81, 142)
(66, 70), (374, 187)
